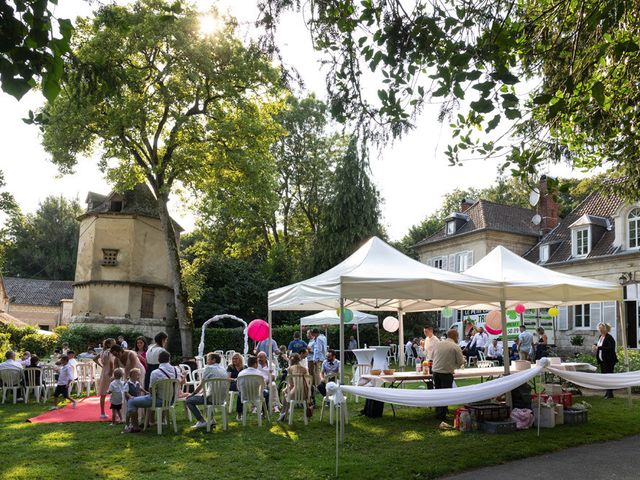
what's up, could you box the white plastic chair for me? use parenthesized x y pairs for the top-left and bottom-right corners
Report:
(320, 380), (349, 426)
(225, 351), (236, 365)
(0, 369), (23, 404)
(41, 365), (56, 401)
(405, 345), (416, 366)
(74, 362), (94, 397)
(351, 364), (371, 403)
(202, 378), (230, 431)
(237, 374), (270, 427)
(287, 374), (311, 426)
(23, 367), (44, 403)
(477, 360), (494, 368)
(143, 379), (180, 435)
(183, 369), (202, 421)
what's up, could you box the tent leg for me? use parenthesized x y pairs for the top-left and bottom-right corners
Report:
(376, 322), (381, 345)
(268, 310), (273, 369)
(500, 301), (512, 407)
(617, 301), (632, 407)
(339, 298), (345, 384)
(398, 309), (405, 371)
(356, 324), (360, 349)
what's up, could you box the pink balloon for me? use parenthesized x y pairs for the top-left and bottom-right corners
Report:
(515, 304), (526, 314)
(247, 319), (270, 341)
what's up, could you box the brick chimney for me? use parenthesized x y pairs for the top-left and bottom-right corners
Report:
(460, 198), (474, 213)
(538, 175), (559, 234)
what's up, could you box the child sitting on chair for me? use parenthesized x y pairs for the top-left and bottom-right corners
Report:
(108, 368), (128, 425)
(123, 368), (147, 432)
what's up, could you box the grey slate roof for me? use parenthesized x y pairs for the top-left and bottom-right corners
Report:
(3, 277), (74, 306)
(414, 199), (541, 248)
(523, 189), (626, 264)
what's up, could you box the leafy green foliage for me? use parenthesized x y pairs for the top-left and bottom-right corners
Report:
(0, 324), (56, 356)
(54, 325), (145, 353)
(0, 170), (17, 215)
(0, 0), (73, 100)
(0, 195), (81, 279)
(0, 332), (10, 359)
(258, 0), (640, 200)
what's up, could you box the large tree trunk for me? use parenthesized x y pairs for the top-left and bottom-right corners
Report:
(156, 193), (193, 358)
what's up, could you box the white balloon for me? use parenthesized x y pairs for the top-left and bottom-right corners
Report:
(382, 316), (399, 332)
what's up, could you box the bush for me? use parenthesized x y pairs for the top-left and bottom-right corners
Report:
(54, 325), (146, 353)
(570, 335), (585, 346)
(0, 333), (10, 359)
(19, 333), (58, 357)
(0, 324), (39, 349)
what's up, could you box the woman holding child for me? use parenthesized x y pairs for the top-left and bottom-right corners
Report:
(110, 344), (146, 383)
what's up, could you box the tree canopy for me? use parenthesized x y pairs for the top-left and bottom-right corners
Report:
(258, 0), (640, 199)
(38, 0), (285, 356)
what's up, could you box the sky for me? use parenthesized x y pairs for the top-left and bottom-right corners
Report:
(0, 0), (594, 240)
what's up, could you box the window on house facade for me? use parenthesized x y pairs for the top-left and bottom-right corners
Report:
(574, 304), (591, 328)
(539, 244), (550, 263)
(101, 249), (119, 266)
(109, 200), (123, 212)
(433, 257), (444, 269)
(446, 221), (456, 235)
(140, 287), (155, 318)
(454, 251), (473, 272)
(629, 208), (640, 249)
(572, 227), (590, 257)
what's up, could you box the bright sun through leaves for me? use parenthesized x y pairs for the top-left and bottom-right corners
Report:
(199, 14), (221, 36)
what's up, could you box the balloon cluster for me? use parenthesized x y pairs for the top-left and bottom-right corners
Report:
(335, 307), (354, 322)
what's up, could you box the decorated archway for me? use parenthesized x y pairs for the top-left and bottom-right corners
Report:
(197, 314), (248, 358)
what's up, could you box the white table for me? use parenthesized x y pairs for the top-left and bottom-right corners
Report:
(352, 348), (375, 366)
(371, 345), (390, 370)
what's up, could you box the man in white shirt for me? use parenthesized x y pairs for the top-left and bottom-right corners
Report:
(256, 351), (281, 412)
(186, 352), (228, 428)
(423, 326), (440, 361)
(67, 351), (78, 380)
(20, 351), (31, 367)
(487, 339), (503, 365)
(118, 335), (129, 349)
(125, 350), (183, 431)
(237, 355), (270, 418)
(0, 351), (24, 371)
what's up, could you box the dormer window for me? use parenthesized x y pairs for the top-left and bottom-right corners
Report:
(629, 208), (640, 249)
(446, 221), (456, 235)
(573, 227), (590, 257)
(539, 244), (550, 263)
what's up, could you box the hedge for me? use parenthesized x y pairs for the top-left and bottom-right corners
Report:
(0, 324), (59, 358)
(0, 333), (10, 359)
(54, 326), (146, 353)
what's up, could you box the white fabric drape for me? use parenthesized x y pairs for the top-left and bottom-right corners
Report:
(548, 367), (640, 390)
(340, 366), (543, 407)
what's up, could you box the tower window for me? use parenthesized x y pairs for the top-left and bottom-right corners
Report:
(141, 288), (155, 318)
(102, 249), (119, 266)
(109, 200), (123, 212)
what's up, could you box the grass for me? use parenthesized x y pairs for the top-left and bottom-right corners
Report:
(1, 388), (640, 480)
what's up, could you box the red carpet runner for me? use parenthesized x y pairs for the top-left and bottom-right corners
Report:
(28, 396), (112, 423)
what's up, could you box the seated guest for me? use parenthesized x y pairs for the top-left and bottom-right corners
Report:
(316, 349), (340, 398)
(25, 355), (43, 398)
(186, 352), (228, 429)
(486, 339), (503, 366)
(277, 353), (310, 422)
(256, 351), (281, 412)
(125, 350), (183, 433)
(123, 367), (146, 432)
(0, 351), (24, 371)
(276, 346), (289, 388)
(237, 355), (270, 413)
(509, 343), (519, 362)
(20, 351), (32, 367)
(227, 353), (245, 421)
(77, 349), (96, 359)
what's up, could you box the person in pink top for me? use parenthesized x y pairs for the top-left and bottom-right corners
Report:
(94, 338), (116, 419)
(133, 336), (148, 369)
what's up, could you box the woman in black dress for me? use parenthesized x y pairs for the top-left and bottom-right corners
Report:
(594, 322), (618, 399)
(227, 353), (245, 420)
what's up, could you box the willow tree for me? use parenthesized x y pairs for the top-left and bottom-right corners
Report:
(40, 0), (284, 356)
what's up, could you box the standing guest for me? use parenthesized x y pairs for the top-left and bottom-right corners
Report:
(67, 351), (78, 380)
(431, 329), (465, 421)
(535, 327), (549, 360)
(95, 338), (116, 419)
(256, 337), (279, 356)
(20, 351), (32, 367)
(0, 351), (23, 371)
(51, 355), (77, 410)
(133, 336), (148, 369)
(487, 339), (503, 366)
(186, 352), (228, 429)
(118, 335), (128, 349)
(145, 332), (168, 390)
(123, 368), (147, 432)
(316, 349), (340, 397)
(227, 353), (245, 421)
(125, 350), (183, 432)
(110, 345), (146, 382)
(347, 335), (357, 351)
(309, 328), (327, 391)
(517, 325), (534, 361)
(287, 331), (308, 355)
(61, 343), (69, 355)
(594, 322), (618, 399)
(423, 327), (440, 361)
(257, 351), (280, 412)
(108, 368), (128, 425)
(277, 353), (310, 422)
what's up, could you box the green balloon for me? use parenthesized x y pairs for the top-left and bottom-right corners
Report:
(343, 308), (354, 323)
(507, 310), (518, 320)
(442, 307), (452, 317)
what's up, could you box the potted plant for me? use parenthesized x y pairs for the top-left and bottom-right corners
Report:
(570, 334), (585, 356)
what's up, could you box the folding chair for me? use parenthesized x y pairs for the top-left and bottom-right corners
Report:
(202, 378), (230, 432)
(143, 379), (180, 435)
(237, 374), (270, 427)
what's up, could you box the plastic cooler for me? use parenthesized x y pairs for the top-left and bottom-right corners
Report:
(464, 403), (511, 422)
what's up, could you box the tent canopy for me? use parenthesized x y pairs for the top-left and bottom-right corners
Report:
(300, 309), (378, 326)
(450, 245), (622, 309)
(268, 237), (503, 312)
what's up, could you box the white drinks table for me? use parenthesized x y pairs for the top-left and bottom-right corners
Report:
(371, 345), (390, 370)
(352, 348), (375, 366)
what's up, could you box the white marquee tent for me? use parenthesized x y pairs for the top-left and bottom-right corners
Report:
(300, 309), (380, 347)
(268, 237), (506, 375)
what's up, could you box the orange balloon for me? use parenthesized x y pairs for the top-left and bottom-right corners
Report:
(485, 310), (502, 334)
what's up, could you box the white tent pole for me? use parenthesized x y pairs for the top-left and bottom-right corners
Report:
(339, 298), (345, 384)
(500, 301), (512, 407)
(537, 371), (541, 437)
(377, 321), (381, 345)
(617, 300), (631, 407)
(398, 309), (405, 370)
(268, 310), (273, 369)
(356, 323), (360, 349)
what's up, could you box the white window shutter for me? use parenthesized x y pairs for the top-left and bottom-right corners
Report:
(425, 258), (432, 267)
(465, 250), (474, 270)
(590, 303), (601, 329)
(448, 254), (456, 272)
(442, 256), (448, 270)
(558, 306), (569, 330)
(602, 302), (617, 336)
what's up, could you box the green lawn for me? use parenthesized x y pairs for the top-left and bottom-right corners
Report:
(1, 390), (639, 480)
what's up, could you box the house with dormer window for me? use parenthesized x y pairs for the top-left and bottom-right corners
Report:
(524, 183), (640, 349)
